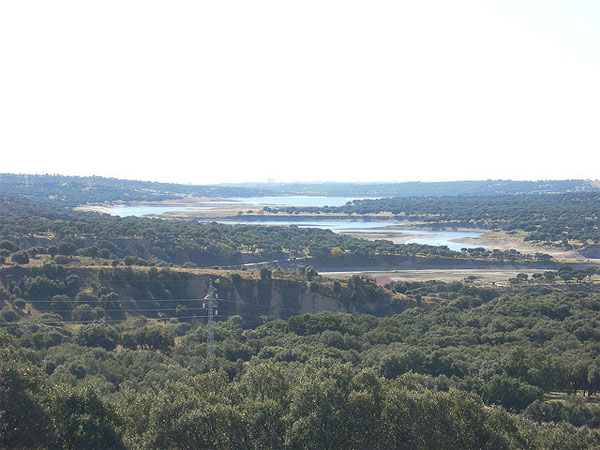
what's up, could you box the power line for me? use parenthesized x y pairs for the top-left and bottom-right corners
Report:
(13, 296), (313, 314)
(5, 297), (363, 338)
(204, 279), (217, 357)
(0, 311), (363, 336)
(1, 275), (312, 283)
(0, 315), (211, 326)
(26, 307), (210, 313)
(14, 298), (208, 303)
(3, 294), (362, 334)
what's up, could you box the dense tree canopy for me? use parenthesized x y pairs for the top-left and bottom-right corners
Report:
(270, 193), (600, 248)
(0, 173), (269, 206)
(0, 195), (546, 269)
(2, 174), (600, 448)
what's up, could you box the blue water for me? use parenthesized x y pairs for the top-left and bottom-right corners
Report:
(405, 232), (485, 251)
(207, 219), (486, 251)
(101, 197), (486, 251)
(211, 220), (400, 232)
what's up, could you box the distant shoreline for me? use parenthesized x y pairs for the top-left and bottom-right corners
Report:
(74, 200), (599, 265)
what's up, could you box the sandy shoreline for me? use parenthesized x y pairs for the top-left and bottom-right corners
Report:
(343, 231), (443, 244)
(75, 200), (598, 265)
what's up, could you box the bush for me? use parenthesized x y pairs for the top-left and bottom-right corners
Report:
(75, 290), (99, 306)
(14, 298), (26, 309)
(11, 251), (29, 265)
(231, 273), (242, 285)
(71, 305), (102, 322)
(333, 280), (342, 294)
(0, 240), (18, 252)
(57, 242), (76, 256)
(53, 256), (71, 264)
(74, 323), (119, 350)
(260, 268), (272, 281)
(49, 385), (124, 448)
(482, 374), (543, 413)
(1, 310), (19, 322)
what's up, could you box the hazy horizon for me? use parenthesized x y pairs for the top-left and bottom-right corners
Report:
(2, 172), (598, 187)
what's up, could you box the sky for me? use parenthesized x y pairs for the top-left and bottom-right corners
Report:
(1, 0), (599, 184)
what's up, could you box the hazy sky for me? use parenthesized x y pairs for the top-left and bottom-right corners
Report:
(1, 1), (599, 184)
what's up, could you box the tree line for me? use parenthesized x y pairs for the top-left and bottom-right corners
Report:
(269, 192), (600, 248)
(0, 195), (546, 269)
(4, 272), (600, 447)
(0, 173), (269, 206)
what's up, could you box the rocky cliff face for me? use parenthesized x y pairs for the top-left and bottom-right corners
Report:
(0, 266), (407, 326)
(182, 274), (404, 327)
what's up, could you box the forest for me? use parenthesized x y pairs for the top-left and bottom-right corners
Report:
(4, 269), (600, 448)
(0, 173), (268, 206)
(269, 193), (600, 249)
(2, 175), (600, 449)
(222, 179), (599, 197)
(2, 174), (597, 207)
(0, 195), (551, 270)
(2, 0), (599, 444)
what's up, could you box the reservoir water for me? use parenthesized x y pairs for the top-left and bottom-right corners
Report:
(105, 205), (214, 217)
(100, 198), (486, 251)
(207, 219), (485, 252)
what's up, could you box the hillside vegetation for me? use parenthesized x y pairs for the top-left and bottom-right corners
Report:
(223, 179), (599, 197)
(4, 271), (600, 448)
(0, 173), (269, 206)
(3, 174), (600, 448)
(270, 193), (600, 250)
(0, 195), (550, 270)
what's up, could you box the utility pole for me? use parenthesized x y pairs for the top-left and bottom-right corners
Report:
(203, 279), (218, 357)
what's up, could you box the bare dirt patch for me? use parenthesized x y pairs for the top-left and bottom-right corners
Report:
(321, 268), (548, 284)
(456, 231), (593, 262)
(341, 231), (433, 244)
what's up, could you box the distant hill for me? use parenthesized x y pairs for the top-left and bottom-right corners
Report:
(221, 179), (600, 197)
(0, 173), (273, 206)
(1, 174), (597, 207)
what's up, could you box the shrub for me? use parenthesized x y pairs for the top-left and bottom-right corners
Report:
(260, 268), (272, 281)
(14, 298), (26, 309)
(11, 251), (29, 265)
(0, 240), (18, 252)
(57, 242), (76, 256)
(74, 323), (119, 350)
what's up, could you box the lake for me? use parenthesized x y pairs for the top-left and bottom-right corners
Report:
(207, 219), (486, 251)
(105, 205), (214, 217)
(100, 198), (486, 251)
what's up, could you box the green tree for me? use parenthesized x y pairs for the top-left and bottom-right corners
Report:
(0, 332), (55, 448)
(285, 365), (383, 449)
(482, 374), (543, 413)
(58, 242), (77, 256)
(11, 250), (29, 265)
(49, 385), (124, 449)
(260, 267), (272, 281)
(74, 323), (119, 350)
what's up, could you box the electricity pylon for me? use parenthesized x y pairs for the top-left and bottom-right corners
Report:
(203, 279), (218, 357)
